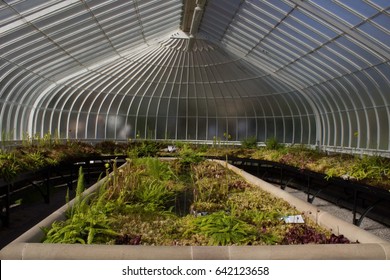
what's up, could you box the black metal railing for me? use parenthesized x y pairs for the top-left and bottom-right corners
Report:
(1, 154), (389, 228)
(0, 155), (127, 227)
(212, 156), (390, 227)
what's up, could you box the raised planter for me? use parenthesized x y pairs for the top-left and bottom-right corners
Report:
(0, 160), (389, 260)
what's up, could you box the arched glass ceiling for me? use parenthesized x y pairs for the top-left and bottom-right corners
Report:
(1, 0), (390, 153)
(199, 0), (390, 151)
(26, 37), (315, 143)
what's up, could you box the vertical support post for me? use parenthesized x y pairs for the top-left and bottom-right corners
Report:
(353, 189), (358, 225)
(69, 164), (74, 191)
(4, 183), (11, 227)
(280, 167), (285, 190)
(86, 161), (90, 185)
(45, 168), (50, 204)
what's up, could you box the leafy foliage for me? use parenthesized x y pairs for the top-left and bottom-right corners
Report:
(115, 233), (142, 245)
(350, 155), (390, 181)
(2, 135), (390, 190)
(133, 179), (175, 212)
(178, 145), (204, 168)
(43, 206), (119, 244)
(133, 140), (160, 157)
(0, 151), (20, 182)
(265, 137), (284, 150)
(43, 167), (119, 244)
(41, 159), (351, 246)
(241, 136), (258, 149)
(135, 157), (176, 181)
(281, 224), (351, 245)
(184, 211), (258, 246)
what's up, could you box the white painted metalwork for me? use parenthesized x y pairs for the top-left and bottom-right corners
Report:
(0, 0), (389, 154)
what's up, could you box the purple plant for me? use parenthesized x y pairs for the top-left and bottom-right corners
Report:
(115, 234), (142, 245)
(282, 224), (351, 245)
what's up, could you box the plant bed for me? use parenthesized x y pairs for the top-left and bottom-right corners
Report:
(201, 144), (390, 191)
(1, 157), (389, 259)
(40, 157), (354, 246)
(2, 137), (390, 191)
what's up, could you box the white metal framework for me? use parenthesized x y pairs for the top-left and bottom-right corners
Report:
(1, 0), (389, 152)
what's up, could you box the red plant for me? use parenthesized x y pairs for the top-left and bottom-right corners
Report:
(281, 224), (351, 245)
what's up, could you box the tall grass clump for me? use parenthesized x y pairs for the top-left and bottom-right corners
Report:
(43, 167), (119, 244)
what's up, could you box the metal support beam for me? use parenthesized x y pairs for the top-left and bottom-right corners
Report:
(186, 0), (207, 51)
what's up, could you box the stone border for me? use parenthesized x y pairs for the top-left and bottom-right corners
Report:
(1, 159), (389, 260)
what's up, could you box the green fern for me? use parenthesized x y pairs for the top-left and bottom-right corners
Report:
(134, 179), (174, 211)
(184, 211), (257, 246)
(43, 166), (120, 244)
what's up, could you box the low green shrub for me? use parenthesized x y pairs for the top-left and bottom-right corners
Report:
(132, 140), (159, 157)
(241, 136), (258, 149)
(265, 137), (283, 150)
(179, 145), (204, 166)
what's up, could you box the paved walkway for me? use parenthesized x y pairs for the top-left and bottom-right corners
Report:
(0, 186), (71, 250)
(282, 185), (390, 242)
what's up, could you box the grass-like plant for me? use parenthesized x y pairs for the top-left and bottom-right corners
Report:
(350, 155), (390, 181)
(43, 167), (119, 244)
(0, 152), (20, 182)
(183, 211), (258, 246)
(133, 179), (175, 212)
(135, 157), (177, 181)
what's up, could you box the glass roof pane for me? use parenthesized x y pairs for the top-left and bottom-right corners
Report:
(328, 41), (370, 69)
(293, 8), (341, 39)
(336, 36), (384, 65)
(357, 22), (390, 49)
(200, 0), (245, 39)
(245, 2), (281, 26)
(371, 13), (390, 31)
(236, 11), (269, 36)
(11, 0), (57, 14)
(33, 5), (87, 28)
(277, 22), (320, 49)
(0, 6), (19, 26)
(283, 14), (329, 44)
(267, 0), (295, 13)
(313, 49), (349, 75)
(308, 0), (362, 26)
(367, 0), (390, 10)
(3, 0), (18, 4)
(334, 0), (379, 18)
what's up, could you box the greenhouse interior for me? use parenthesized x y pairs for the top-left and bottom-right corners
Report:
(1, 0), (390, 259)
